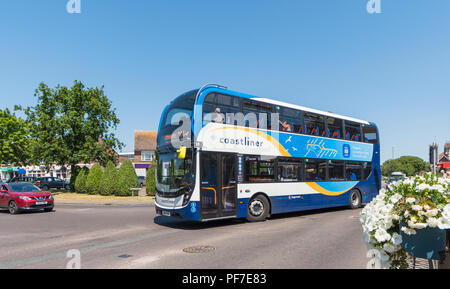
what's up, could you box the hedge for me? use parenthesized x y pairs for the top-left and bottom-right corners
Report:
(85, 164), (103, 194)
(116, 159), (139, 196)
(100, 161), (118, 195)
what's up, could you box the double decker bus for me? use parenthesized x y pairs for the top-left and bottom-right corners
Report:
(155, 84), (380, 222)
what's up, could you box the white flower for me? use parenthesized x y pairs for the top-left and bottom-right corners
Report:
(401, 226), (416, 235)
(426, 217), (439, 228)
(406, 198), (416, 204)
(408, 221), (428, 229)
(430, 184), (445, 193)
(437, 217), (450, 229)
(374, 228), (391, 242)
(417, 183), (430, 191)
(367, 257), (381, 269)
(425, 208), (439, 217)
(391, 232), (402, 246)
(411, 205), (422, 211)
(366, 248), (381, 259)
(383, 243), (397, 254)
(403, 179), (414, 186)
(390, 193), (403, 204)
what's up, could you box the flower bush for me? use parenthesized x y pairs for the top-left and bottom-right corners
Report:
(360, 173), (450, 269)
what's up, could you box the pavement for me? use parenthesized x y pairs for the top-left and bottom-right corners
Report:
(0, 202), (368, 269)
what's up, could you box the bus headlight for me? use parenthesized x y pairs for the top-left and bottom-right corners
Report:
(182, 186), (193, 206)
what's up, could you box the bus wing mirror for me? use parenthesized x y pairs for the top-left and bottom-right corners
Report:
(177, 146), (186, 159)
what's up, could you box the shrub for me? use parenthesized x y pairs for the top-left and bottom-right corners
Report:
(74, 168), (89, 194)
(100, 161), (118, 195)
(146, 160), (156, 196)
(86, 164), (103, 194)
(70, 166), (81, 192)
(116, 159), (139, 196)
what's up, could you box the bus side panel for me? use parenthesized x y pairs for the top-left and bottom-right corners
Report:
(269, 192), (351, 214)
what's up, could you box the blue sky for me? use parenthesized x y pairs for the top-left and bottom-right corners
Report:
(1, 0), (449, 163)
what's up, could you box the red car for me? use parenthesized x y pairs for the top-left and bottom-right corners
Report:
(0, 182), (54, 214)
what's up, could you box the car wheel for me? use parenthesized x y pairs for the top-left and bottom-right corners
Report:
(349, 189), (362, 209)
(43, 185), (49, 191)
(8, 201), (20, 215)
(65, 185), (70, 190)
(246, 194), (270, 222)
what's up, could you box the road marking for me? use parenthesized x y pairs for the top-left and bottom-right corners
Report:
(0, 228), (178, 269)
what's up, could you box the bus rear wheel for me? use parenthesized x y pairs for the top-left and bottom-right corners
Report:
(247, 195), (270, 222)
(349, 189), (362, 209)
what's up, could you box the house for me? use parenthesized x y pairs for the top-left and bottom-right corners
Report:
(438, 142), (450, 174)
(133, 130), (157, 177)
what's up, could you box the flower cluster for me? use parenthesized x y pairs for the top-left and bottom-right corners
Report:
(360, 173), (450, 269)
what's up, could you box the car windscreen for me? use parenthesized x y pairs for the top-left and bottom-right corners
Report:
(8, 183), (42, 192)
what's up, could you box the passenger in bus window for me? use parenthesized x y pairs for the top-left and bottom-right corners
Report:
(279, 120), (292, 132)
(212, 108), (225, 123)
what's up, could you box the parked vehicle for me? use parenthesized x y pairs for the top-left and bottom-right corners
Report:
(6, 176), (37, 184)
(386, 172), (407, 185)
(35, 177), (70, 191)
(138, 176), (146, 187)
(0, 182), (54, 214)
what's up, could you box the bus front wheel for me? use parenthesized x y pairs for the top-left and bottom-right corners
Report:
(247, 195), (270, 222)
(349, 189), (362, 209)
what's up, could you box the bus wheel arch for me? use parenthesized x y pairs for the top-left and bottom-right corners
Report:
(246, 193), (271, 222)
(349, 188), (362, 209)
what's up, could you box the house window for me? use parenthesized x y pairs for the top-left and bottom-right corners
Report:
(141, 151), (154, 161)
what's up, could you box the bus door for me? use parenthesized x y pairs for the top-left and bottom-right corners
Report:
(200, 152), (237, 220)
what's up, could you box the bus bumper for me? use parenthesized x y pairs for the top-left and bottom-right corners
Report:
(155, 201), (201, 221)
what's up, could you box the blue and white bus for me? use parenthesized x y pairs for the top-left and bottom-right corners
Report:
(155, 84), (381, 222)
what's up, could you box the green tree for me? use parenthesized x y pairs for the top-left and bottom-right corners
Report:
(86, 164), (103, 194)
(381, 156), (430, 177)
(0, 108), (32, 166)
(100, 161), (118, 195)
(22, 81), (123, 189)
(146, 160), (156, 196)
(116, 159), (139, 196)
(74, 168), (89, 194)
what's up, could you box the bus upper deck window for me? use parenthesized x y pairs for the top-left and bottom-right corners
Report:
(362, 125), (378, 144)
(345, 121), (361, 142)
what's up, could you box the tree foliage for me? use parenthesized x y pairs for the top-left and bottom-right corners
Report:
(117, 159), (139, 196)
(100, 161), (118, 195)
(146, 160), (156, 196)
(23, 81), (123, 169)
(74, 167), (89, 194)
(381, 156), (430, 177)
(0, 108), (32, 165)
(86, 164), (103, 194)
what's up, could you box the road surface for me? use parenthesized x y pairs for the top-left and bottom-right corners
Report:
(0, 203), (367, 269)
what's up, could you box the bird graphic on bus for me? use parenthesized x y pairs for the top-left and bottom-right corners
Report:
(305, 140), (338, 158)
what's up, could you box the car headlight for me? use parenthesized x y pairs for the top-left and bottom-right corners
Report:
(19, 196), (32, 201)
(48, 195), (53, 200)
